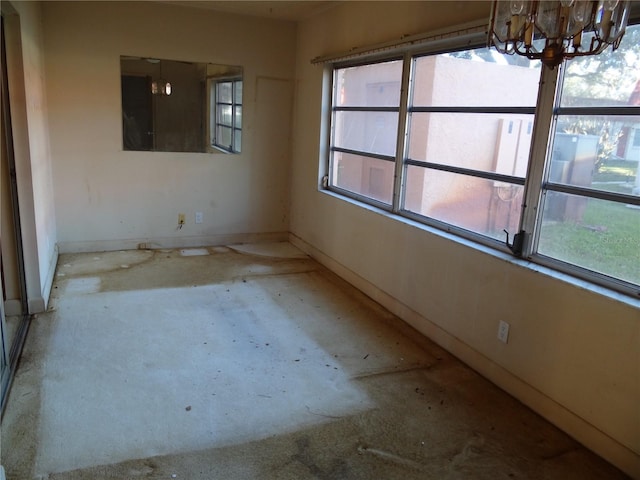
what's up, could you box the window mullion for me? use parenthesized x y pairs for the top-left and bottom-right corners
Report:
(392, 52), (412, 213)
(520, 64), (561, 257)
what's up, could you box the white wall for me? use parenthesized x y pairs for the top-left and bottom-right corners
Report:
(3, 1), (58, 312)
(290, 1), (640, 477)
(42, 1), (296, 252)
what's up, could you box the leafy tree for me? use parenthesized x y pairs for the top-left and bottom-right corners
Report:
(562, 26), (640, 105)
(559, 25), (640, 169)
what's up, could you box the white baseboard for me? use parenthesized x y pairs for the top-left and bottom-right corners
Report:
(57, 232), (289, 254)
(41, 243), (59, 311)
(289, 233), (640, 479)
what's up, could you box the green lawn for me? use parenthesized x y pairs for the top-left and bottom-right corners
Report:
(594, 158), (638, 183)
(538, 198), (640, 286)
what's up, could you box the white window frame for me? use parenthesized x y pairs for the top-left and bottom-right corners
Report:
(210, 77), (242, 153)
(323, 22), (640, 298)
(524, 58), (640, 295)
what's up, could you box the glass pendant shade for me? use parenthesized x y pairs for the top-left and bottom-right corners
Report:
(151, 79), (172, 96)
(488, 0), (631, 68)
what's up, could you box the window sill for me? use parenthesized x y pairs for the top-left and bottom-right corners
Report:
(319, 188), (640, 309)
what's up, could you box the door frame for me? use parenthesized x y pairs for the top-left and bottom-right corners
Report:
(0, 11), (31, 416)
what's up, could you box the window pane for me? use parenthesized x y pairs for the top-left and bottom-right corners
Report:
(560, 25), (640, 108)
(217, 105), (232, 126)
(550, 117), (640, 196)
(333, 111), (398, 157)
(216, 125), (232, 148)
(331, 151), (394, 204)
(404, 165), (523, 240)
(408, 113), (534, 176)
(233, 129), (241, 152)
(234, 81), (243, 104)
(235, 106), (242, 128)
(538, 193), (640, 285)
(413, 49), (540, 107)
(334, 60), (402, 107)
(217, 82), (232, 103)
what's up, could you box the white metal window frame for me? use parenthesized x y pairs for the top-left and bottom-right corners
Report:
(524, 60), (640, 296)
(211, 77), (242, 153)
(322, 22), (640, 298)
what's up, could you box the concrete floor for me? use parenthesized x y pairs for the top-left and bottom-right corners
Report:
(1, 242), (629, 479)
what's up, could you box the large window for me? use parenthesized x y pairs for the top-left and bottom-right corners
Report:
(212, 78), (242, 153)
(330, 60), (403, 205)
(326, 23), (640, 296)
(403, 51), (539, 241)
(535, 28), (640, 288)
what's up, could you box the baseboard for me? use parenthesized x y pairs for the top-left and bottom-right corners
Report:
(40, 243), (59, 311)
(289, 233), (640, 479)
(57, 232), (289, 254)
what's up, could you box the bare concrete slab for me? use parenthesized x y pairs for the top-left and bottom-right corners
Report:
(1, 243), (629, 479)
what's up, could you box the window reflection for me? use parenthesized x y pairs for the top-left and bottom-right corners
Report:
(120, 56), (242, 153)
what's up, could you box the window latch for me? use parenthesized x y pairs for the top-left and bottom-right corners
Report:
(503, 229), (525, 257)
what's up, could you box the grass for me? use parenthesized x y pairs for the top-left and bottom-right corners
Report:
(594, 158), (638, 183)
(538, 198), (640, 286)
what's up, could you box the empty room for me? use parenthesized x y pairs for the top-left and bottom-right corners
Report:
(1, 1), (639, 479)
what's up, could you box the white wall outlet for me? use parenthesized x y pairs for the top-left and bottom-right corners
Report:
(497, 320), (510, 343)
(195, 212), (203, 224)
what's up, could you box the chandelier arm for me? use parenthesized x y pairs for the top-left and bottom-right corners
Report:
(487, 0), (631, 67)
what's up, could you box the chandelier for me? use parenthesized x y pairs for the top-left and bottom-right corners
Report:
(488, 0), (631, 68)
(148, 58), (172, 96)
(151, 79), (172, 96)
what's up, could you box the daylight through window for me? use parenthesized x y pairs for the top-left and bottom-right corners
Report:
(325, 23), (640, 296)
(212, 78), (242, 153)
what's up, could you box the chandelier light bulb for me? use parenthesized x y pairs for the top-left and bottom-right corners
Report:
(510, 1), (526, 14)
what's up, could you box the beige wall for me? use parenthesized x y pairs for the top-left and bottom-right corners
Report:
(3, 1), (57, 312)
(290, 1), (640, 476)
(7, 0), (639, 475)
(42, 1), (296, 252)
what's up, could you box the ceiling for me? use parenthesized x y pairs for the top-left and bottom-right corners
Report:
(161, 1), (338, 22)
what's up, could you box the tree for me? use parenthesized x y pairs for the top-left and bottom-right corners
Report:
(562, 26), (640, 105)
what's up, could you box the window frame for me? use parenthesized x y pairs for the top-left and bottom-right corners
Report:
(211, 77), (242, 154)
(328, 56), (405, 209)
(323, 23), (640, 298)
(525, 57), (640, 294)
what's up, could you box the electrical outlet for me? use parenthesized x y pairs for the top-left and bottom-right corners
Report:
(497, 320), (510, 343)
(178, 213), (186, 225)
(195, 212), (203, 224)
